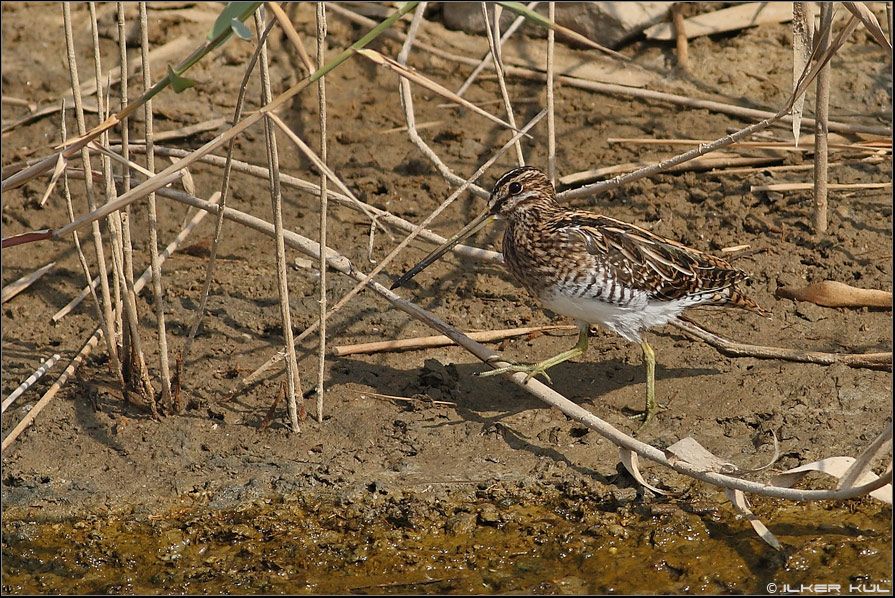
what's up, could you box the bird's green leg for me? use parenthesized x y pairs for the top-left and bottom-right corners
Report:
(630, 339), (667, 429)
(480, 322), (589, 384)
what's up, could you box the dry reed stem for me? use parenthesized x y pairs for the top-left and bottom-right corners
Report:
(546, 2), (556, 184)
(673, 316), (892, 371)
(62, 4), (126, 392)
(481, 3), (525, 166)
(1, 354), (62, 414)
(316, 2), (328, 423)
(1, 261), (56, 304)
(361, 392), (457, 407)
(752, 182), (891, 192)
(672, 3), (690, 73)
(257, 8), (302, 433)
(267, 1), (315, 74)
(332, 325), (577, 356)
(139, 2), (174, 409)
(160, 190), (892, 502)
(121, 145), (502, 264)
(181, 19), (275, 376)
(456, 1), (539, 97)
(234, 108), (545, 392)
(814, 3), (834, 235)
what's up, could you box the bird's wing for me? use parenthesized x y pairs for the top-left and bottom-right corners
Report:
(549, 212), (748, 301)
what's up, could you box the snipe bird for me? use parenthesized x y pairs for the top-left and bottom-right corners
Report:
(391, 166), (767, 426)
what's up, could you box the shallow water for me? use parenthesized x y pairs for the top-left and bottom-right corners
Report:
(2, 496), (891, 594)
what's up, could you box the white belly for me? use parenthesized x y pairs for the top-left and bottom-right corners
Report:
(541, 292), (688, 343)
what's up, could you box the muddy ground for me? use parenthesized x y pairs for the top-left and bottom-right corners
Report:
(1, 2), (892, 594)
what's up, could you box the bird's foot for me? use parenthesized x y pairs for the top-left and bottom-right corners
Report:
(627, 399), (668, 433)
(478, 361), (553, 384)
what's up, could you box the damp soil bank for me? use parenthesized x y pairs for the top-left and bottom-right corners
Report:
(1, 3), (892, 594)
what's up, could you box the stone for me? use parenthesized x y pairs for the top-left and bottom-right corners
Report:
(441, 2), (672, 48)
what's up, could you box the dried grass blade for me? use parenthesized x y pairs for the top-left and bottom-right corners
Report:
(843, 1), (893, 49)
(356, 49), (525, 135)
(619, 448), (668, 495)
(838, 422), (893, 493)
(791, 2), (814, 144)
(725, 488), (783, 551)
(1, 354), (62, 414)
(771, 457), (892, 505)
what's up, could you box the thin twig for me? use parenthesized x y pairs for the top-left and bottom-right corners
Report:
(673, 316), (892, 371)
(546, 1), (556, 184)
(332, 325), (576, 356)
(672, 3), (690, 73)
(266, 1), (315, 74)
(814, 3), (833, 235)
(257, 8), (302, 433)
(361, 392), (456, 407)
(139, 2), (174, 410)
(316, 2), (328, 423)
(481, 3), (525, 165)
(752, 182), (890, 192)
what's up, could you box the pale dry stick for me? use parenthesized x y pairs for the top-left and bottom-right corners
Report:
(1, 354), (62, 414)
(257, 8), (302, 432)
(838, 422), (893, 491)
(62, 3), (123, 381)
(266, 114), (386, 233)
(332, 325), (577, 356)
(235, 109), (546, 392)
(139, 2), (173, 409)
(266, 1), (316, 74)
(361, 392), (456, 407)
(455, 1), (539, 98)
(671, 3), (689, 73)
(1, 261), (56, 304)
(120, 145), (502, 264)
(1, 330), (102, 453)
(751, 182), (891, 192)
(673, 316), (892, 371)
(396, 3), (490, 200)
(557, 13), (863, 201)
(48, 1), (421, 241)
(158, 191), (894, 502)
(316, 2), (328, 423)
(89, 5), (126, 347)
(545, 1), (556, 185)
(481, 3), (525, 166)
(814, 3), (834, 235)
(181, 18), (277, 375)
(704, 162), (844, 176)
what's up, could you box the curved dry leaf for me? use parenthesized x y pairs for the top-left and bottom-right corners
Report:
(725, 488), (783, 550)
(776, 280), (893, 308)
(843, 1), (893, 49)
(771, 457), (893, 504)
(618, 447), (668, 496)
(664, 436), (738, 474)
(839, 422), (893, 490)
(791, 2), (815, 144)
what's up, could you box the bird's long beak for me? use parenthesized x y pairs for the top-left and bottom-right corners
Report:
(390, 210), (496, 290)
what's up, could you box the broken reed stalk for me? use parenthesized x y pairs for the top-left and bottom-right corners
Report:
(155, 190), (891, 503)
(814, 3), (833, 235)
(0, 261), (56, 304)
(546, 1), (556, 184)
(481, 3), (525, 166)
(332, 325), (577, 356)
(316, 2), (328, 423)
(257, 8), (303, 433)
(139, 2), (174, 410)
(672, 3), (690, 72)
(62, 3), (126, 393)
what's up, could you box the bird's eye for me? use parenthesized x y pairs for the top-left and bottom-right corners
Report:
(508, 182), (522, 194)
